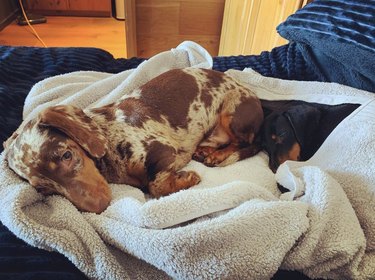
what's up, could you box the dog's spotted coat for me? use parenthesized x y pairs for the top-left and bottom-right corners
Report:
(4, 68), (263, 213)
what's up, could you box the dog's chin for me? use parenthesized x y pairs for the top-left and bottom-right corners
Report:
(78, 195), (111, 214)
(72, 188), (111, 214)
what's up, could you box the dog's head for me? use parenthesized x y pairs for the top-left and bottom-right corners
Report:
(262, 105), (321, 172)
(262, 112), (301, 172)
(3, 105), (111, 213)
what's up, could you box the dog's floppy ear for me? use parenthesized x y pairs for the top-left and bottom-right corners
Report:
(283, 105), (321, 147)
(38, 105), (108, 158)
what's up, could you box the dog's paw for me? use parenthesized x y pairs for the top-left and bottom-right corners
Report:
(192, 146), (216, 162)
(176, 170), (201, 187)
(203, 149), (234, 167)
(203, 154), (222, 167)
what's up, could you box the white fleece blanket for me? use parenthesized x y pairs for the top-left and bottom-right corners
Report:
(1, 41), (375, 280)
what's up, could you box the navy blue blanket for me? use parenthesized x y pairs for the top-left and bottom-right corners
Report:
(0, 43), (331, 280)
(277, 0), (375, 92)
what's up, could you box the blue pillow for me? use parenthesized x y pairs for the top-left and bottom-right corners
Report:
(277, 0), (375, 92)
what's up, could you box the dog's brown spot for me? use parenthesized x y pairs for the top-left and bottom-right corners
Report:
(145, 141), (175, 181)
(95, 155), (121, 183)
(139, 69), (199, 128)
(200, 88), (213, 108)
(216, 103), (223, 114)
(200, 70), (226, 108)
(238, 143), (262, 160)
(116, 141), (133, 160)
(118, 98), (162, 127)
(91, 104), (116, 122)
(230, 96), (263, 143)
(24, 120), (35, 131)
(125, 162), (148, 190)
(201, 69), (225, 88)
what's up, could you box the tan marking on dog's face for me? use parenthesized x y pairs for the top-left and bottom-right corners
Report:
(277, 142), (301, 165)
(5, 121), (111, 213)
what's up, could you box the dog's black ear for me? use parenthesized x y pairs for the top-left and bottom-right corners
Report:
(283, 105), (321, 147)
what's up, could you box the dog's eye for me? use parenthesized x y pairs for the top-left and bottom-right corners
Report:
(61, 151), (72, 161)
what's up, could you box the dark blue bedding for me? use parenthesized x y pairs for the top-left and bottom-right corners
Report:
(277, 0), (375, 93)
(0, 37), (364, 279)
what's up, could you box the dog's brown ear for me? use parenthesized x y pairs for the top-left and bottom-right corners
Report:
(38, 105), (107, 158)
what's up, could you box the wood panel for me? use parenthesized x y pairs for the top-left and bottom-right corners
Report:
(135, 0), (225, 58)
(179, 1), (224, 35)
(219, 0), (302, 56)
(219, 0), (259, 56)
(124, 0), (137, 58)
(24, 0), (111, 17)
(251, 0), (301, 54)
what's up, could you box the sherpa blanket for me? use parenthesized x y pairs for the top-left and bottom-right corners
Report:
(1, 41), (375, 280)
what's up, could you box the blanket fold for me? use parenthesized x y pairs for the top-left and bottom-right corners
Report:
(1, 41), (374, 279)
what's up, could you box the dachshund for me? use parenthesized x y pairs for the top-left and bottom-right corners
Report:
(3, 68), (263, 213)
(259, 100), (359, 173)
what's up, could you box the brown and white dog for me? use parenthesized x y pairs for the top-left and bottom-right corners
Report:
(4, 68), (263, 213)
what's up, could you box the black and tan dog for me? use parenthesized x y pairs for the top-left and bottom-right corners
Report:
(259, 100), (359, 173)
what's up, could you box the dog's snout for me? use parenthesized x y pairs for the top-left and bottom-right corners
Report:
(80, 191), (111, 214)
(64, 177), (112, 214)
(269, 156), (279, 173)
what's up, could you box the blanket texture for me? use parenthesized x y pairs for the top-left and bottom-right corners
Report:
(1, 41), (374, 279)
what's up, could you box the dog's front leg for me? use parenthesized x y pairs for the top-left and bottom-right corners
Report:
(148, 170), (201, 198)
